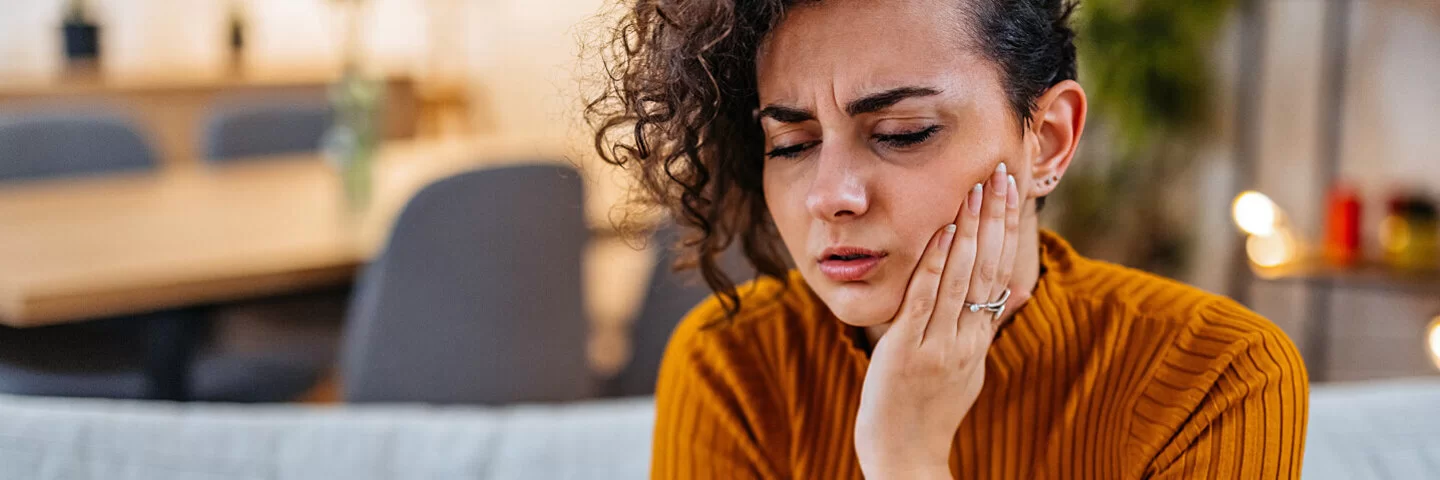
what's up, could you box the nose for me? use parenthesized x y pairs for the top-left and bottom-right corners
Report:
(804, 145), (870, 221)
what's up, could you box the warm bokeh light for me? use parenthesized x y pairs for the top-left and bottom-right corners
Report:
(1233, 191), (1281, 236)
(1427, 316), (1440, 371)
(1379, 214), (1412, 253)
(1246, 229), (1298, 268)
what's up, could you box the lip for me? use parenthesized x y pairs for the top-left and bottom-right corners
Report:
(816, 246), (888, 282)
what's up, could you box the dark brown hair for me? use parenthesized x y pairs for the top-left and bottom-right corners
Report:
(586, 0), (1078, 316)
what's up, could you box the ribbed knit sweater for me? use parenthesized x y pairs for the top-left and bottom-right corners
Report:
(652, 231), (1308, 479)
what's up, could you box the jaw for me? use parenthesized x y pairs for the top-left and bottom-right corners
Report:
(808, 274), (903, 328)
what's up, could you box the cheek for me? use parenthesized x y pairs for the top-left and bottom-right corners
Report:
(876, 143), (1006, 264)
(762, 162), (809, 251)
(882, 168), (967, 243)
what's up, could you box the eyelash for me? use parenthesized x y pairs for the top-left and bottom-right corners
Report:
(874, 125), (943, 148)
(764, 125), (943, 159)
(765, 142), (817, 159)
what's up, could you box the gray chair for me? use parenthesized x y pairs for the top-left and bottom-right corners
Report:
(604, 225), (755, 397)
(0, 112), (156, 181)
(202, 102), (333, 161)
(342, 164), (593, 404)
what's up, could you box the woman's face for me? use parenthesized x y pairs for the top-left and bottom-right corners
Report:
(757, 0), (1036, 327)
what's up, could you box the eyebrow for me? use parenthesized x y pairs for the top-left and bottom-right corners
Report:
(755, 86), (944, 123)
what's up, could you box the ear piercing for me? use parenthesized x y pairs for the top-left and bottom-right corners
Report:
(1041, 175), (1058, 187)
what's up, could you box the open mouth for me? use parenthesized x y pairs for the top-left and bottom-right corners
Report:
(817, 248), (887, 282)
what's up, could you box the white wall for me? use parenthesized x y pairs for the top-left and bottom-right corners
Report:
(0, 0), (68, 85)
(238, 0), (346, 80)
(92, 0), (230, 82)
(0, 0), (437, 83)
(240, 0), (429, 80)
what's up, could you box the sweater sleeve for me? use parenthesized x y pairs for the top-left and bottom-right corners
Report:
(650, 307), (784, 480)
(1145, 327), (1310, 479)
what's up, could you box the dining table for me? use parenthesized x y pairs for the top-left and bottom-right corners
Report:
(0, 135), (640, 400)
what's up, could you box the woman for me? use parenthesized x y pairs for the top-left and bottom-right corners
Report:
(588, 0), (1308, 478)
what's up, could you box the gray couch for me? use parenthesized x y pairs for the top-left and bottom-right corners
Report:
(2, 378), (1437, 479)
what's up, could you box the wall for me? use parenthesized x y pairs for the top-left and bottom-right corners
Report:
(0, 0), (67, 85)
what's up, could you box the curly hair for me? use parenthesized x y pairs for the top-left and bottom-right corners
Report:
(586, 0), (1079, 317)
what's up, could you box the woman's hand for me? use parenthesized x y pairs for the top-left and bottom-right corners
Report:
(853, 163), (1022, 479)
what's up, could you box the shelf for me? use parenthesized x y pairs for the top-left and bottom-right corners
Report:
(1253, 258), (1440, 292)
(0, 60), (403, 97)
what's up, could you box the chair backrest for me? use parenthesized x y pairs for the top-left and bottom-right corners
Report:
(0, 112), (156, 181)
(202, 102), (333, 161)
(342, 163), (593, 405)
(606, 224), (755, 397)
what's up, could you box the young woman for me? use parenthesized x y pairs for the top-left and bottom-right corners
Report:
(588, 0), (1308, 478)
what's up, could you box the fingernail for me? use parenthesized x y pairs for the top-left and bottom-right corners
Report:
(969, 183), (983, 215)
(945, 223), (957, 233)
(1007, 175), (1019, 207)
(940, 224), (957, 249)
(996, 162), (1007, 176)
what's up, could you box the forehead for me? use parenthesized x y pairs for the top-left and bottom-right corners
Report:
(756, 0), (990, 104)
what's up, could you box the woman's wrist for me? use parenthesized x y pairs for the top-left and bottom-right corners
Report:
(855, 431), (954, 479)
(857, 459), (953, 480)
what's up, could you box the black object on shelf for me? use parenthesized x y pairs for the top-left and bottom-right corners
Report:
(62, 21), (100, 60)
(230, 17), (245, 52)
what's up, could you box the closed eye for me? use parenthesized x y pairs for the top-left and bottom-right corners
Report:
(874, 125), (942, 148)
(765, 141), (819, 159)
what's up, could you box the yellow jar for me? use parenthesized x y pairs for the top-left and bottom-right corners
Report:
(1381, 211), (1439, 271)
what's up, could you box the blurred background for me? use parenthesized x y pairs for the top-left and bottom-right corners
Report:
(0, 0), (1437, 478)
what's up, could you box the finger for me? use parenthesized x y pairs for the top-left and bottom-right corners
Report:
(928, 182), (982, 340)
(992, 174), (1022, 330)
(894, 223), (955, 341)
(966, 163), (1010, 307)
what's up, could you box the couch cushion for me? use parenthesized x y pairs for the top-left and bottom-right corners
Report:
(0, 396), (654, 480)
(1305, 377), (1440, 479)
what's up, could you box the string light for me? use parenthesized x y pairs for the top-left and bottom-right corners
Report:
(1233, 191), (1281, 237)
(1246, 229), (1298, 268)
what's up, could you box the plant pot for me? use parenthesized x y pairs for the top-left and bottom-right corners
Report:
(63, 23), (100, 60)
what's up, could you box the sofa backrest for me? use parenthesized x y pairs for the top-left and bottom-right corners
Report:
(0, 396), (653, 480)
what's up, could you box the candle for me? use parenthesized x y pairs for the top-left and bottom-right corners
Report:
(1324, 182), (1362, 266)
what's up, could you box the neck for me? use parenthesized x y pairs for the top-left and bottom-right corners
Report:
(864, 202), (1043, 346)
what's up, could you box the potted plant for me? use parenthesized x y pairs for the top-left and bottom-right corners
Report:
(61, 0), (100, 60)
(1044, 0), (1235, 278)
(322, 0), (386, 212)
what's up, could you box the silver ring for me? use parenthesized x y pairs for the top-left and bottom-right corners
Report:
(964, 288), (1011, 320)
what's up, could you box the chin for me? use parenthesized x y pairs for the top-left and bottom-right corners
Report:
(802, 271), (904, 327)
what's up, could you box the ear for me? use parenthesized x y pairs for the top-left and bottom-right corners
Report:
(1026, 80), (1086, 198)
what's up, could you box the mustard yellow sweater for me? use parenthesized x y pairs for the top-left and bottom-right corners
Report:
(652, 232), (1307, 478)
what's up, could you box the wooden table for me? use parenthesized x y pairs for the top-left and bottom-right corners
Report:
(0, 136), (599, 329)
